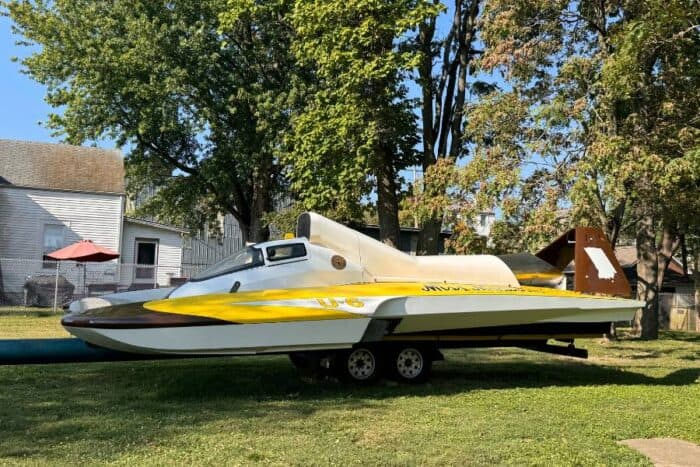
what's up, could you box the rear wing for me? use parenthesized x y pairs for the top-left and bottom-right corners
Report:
(536, 227), (631, 297)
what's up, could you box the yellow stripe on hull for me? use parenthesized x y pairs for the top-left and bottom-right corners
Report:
(143, 299), (362, 323)
(143, 282), (619, 324)
(157, 282), (611, 305)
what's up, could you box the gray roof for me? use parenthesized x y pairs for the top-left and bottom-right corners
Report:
(124, 216), (189, 234)
(0, 139), (125, 194)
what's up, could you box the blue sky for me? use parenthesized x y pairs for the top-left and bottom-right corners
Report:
(0, 14), (61, 144)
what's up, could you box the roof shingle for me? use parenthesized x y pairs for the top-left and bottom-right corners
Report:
(0, 139), (125, 194)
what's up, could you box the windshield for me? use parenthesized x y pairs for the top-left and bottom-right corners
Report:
(191, 247), (264, 281)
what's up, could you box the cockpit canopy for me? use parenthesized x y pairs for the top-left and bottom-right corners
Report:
(192, 247), (264, 281)
(190, 242), (311, 282)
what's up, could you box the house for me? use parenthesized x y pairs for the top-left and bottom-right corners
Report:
(613, 245), (696, 331)
(0, 139), (186, 304)
(611, 245), (694, 294)
(474, 211), (496, 238)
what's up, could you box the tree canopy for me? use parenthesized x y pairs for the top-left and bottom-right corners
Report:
(474, 0), (700, 337)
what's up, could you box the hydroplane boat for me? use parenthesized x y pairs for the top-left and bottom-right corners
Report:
(62, 213), (643, 382)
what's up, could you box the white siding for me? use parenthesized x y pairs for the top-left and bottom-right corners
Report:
(121, 221), (183, 287)
(0, 186), (123, 258)
(0, 186), (124, 300)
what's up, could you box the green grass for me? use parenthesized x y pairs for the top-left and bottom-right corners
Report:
(0, 315), (698, 465)
(0, 307), (70, 339)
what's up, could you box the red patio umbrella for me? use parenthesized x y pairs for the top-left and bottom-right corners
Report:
(46, 240), (120, 263)
(46, 240), (120, 308)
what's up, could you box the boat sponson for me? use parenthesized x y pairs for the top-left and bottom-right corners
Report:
(61, 302), (232, 329)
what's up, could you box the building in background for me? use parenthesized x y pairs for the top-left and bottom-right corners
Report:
(614, 245), (695, 331)
(0, 139), (185, 303)
(474, 211), (496, 238)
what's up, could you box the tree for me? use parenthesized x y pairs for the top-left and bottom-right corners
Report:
(285, 0), (437, 246)
(6, 0), (302, 242)
(410, 0), (569, 254)
(477, 0), (700, 338)
(605, 5), (700, 337)
(406, 90), (537, 254)
(413, 0), (486, 254)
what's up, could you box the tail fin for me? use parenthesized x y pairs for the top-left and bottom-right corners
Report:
(536, 227), (631, 297)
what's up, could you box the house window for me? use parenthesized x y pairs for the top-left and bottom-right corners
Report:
(42, 224), (65, 268)
(134, 239), (158, 281)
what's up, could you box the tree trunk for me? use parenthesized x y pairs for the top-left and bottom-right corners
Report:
(655, 224), (681, 330)
(416, 16), (439, 255)
(634, 215), (659, 339)
(680, 233), (688, 276)
(239, 162), (273, 244)
(243, 215), (270, 244)
(414, 0), (480, 256)
(417, 219), (442, 255)
(376, 148), (400, 248)
(695, 279), (700, 333)
(230, 203), (269, 245)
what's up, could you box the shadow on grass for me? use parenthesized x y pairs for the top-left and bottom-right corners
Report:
(660, 331), (700, 343)
(600, 330), (700, 359)
(616, 330), (700, 343)
(0, 352), (698, 462)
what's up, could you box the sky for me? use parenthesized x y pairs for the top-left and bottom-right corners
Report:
(0, 14), (61, 144)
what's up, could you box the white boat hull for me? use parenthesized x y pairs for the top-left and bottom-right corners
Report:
(65, 318), (371, 355)
(63, 285), (641, 355)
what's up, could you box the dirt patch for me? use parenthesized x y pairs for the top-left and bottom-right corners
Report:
(619, 438), (700, 466)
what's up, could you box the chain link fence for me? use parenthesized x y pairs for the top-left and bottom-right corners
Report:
(0, 257), (201, 311)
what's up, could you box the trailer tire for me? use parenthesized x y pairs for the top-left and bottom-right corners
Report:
(338, 347), (382, 384)
(390, 346), (432, 383)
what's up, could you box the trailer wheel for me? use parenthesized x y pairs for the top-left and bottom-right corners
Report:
(339, 347), (381, 383)
(391, 346), (432, 383)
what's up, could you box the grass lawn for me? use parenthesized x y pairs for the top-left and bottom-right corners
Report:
(0, 314), (698, 465)
(0, 307), (70, 339)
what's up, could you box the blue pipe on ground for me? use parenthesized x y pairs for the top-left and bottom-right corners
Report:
(0, 338), (178, 365)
